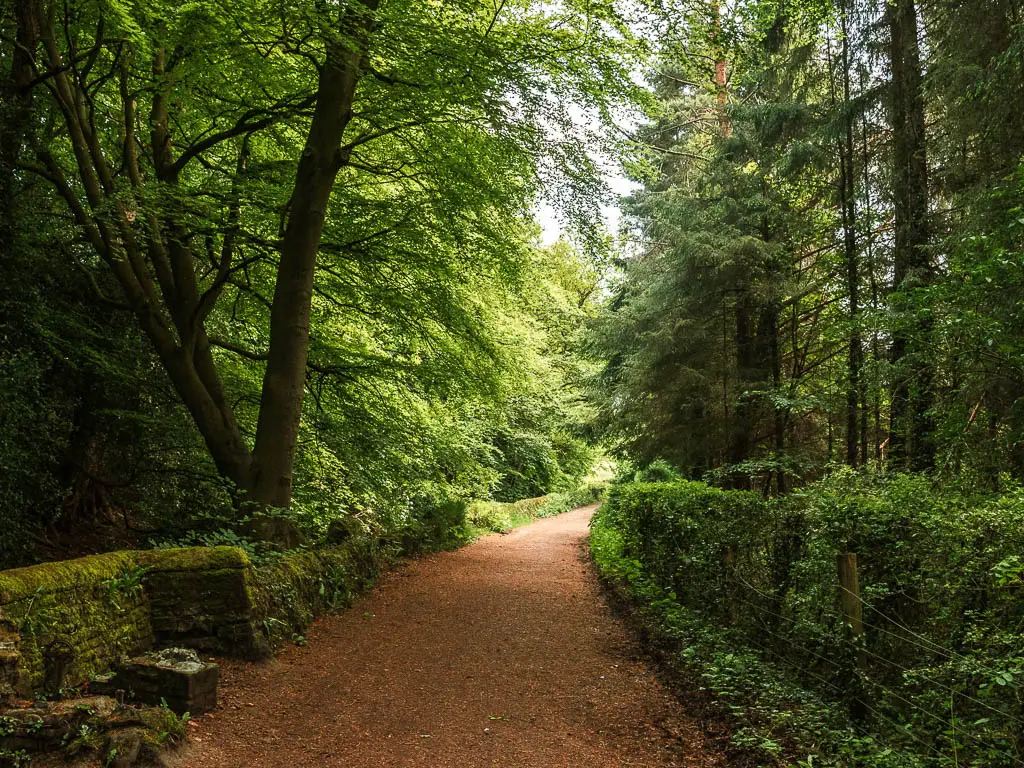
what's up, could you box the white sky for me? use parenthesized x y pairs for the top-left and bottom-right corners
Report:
(536, 172), (639, 244)
(531, 0), (659, 246)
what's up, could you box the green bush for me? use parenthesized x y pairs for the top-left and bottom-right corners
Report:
(467, 496), (549, 534)
(593, 471), (1024, 767)
(466, 500), (517, 533)
(401, 497), (473, 553)
(536, 481), (608, 517)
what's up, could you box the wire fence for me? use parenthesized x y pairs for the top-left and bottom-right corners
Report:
(719, 565), (1024, 767)
(602, 479), (1024, 768)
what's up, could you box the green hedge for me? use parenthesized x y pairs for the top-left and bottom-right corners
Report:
(535, 481), (608, 518)
(466, 496), (550, 535)
(592, 471), (1024, 768)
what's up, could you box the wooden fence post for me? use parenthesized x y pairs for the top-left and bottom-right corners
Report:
(724, 544), (739, 625)
(837, 552), (867, 719)
(837, 554), (864, 645)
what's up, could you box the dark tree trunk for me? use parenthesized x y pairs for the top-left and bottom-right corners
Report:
(861, 72), (882, 463)
(249, 1), (379, 509)
(886, 0), (935, 471)
(839, 8), (861, 468)
(768, 304), (786, 493)
(729, 298), (755, 484)
(0, 0), (41, 262)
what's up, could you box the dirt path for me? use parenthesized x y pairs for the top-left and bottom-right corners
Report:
(182, 506), (725, 768)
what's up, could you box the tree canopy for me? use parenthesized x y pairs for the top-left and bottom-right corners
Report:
(0, 0), (641, 561)
(4, 0), (1024, 565)
(589, 0), (1024, 491)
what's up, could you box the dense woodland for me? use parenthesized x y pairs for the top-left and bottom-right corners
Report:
(3, 0), (1024, 764)
(0, 0), (636, 565)
(5, 0), (1019, 554)
(582, 2), (1024, 763)
(592, 0), (1024, 491)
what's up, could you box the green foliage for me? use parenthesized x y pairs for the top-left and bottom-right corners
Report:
(466, 496), (549, 535)
(152, 527), (274, 565)
(536, 482), (609, 518)
(252, 538), (390, 648)
(633, 459), (684, 484)
(490, 431), (563, 503)
(137, 702), (189, 756)
(594, 472), (1024, 767)
(100, 565), (149, 611)
(0, 0), (622, 566)
(587, 0), (1024, 489)
(403, 499), (474, 553)
(0, 205), (601, 567)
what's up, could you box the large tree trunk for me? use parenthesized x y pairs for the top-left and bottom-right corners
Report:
(839, 8), (861, 468)
(248, 1), (380, 509)
(760, 302), (785, 493)
(0, 0), (41, 261)
(886, 0), (934, 471)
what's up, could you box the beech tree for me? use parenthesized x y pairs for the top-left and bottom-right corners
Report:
(5, 0), (639, 539)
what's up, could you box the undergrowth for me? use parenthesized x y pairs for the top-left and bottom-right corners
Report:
(590, 472), (1024, 768)
(466, 481), (608, 536)
(591, 511), (908, 767)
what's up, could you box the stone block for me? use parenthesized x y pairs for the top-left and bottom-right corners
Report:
(0, 612), (23, 702)
(110, 648), (218, 715)
(140, 549), (263, 658)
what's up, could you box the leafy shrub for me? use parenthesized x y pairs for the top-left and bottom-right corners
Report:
(536, 481), (608, 517)
(466, 501), (517, 533)
(490, 430), (562, 502)
(634, 459), (684, 483)
(401, 497), (472, 553)
(591, 509), (876, 767)
(467, 496), (549, 534)
(593, 471), (1024, 767)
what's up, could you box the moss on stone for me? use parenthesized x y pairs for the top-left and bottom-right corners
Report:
(0, 533), (397, 695)
(4, 579), (152, 693)
(135, 546), (250, 573)
(251, 537), (392, 648)
(0, 546), (265, 694)
(0, 552), (137, 604)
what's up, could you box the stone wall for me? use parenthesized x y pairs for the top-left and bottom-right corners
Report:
(0, 547), (265, 700)
(0, 551), (153, 698)
(0, 539), (392, 700)
(136, 547), (262, 658)
(250, 538), (390, 648)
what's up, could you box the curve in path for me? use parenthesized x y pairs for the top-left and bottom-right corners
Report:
(182, 506), (724, 768)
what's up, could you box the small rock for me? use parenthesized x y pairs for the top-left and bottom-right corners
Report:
(105, 727), (144, 767)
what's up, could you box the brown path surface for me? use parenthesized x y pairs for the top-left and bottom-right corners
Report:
(182, 506), (724, 768)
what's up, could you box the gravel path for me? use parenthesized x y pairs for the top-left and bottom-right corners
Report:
(182, 506), (725, 768)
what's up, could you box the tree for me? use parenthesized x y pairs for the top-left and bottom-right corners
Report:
(885, 0), (934, 471)
(8, 0), (640, 538)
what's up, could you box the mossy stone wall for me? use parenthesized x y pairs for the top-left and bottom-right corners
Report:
(137, 547), (263, 659)
(251, 537), (391, 647)
(0, 551), (153, 697)
(0, 547), (264, 698)
(0, 539), (394, 699)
